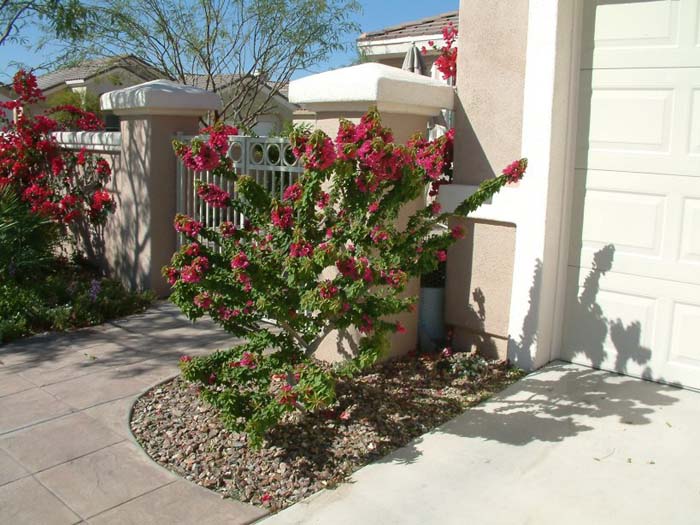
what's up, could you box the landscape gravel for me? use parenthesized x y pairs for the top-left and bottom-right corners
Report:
(130, 352), (524, 512)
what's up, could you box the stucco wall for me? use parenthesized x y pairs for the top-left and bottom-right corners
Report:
(446, 0), (529, 358)
(292, 110), (431, 362)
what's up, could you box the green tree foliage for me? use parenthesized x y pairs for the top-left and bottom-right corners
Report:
(57, 0), (361, 126)
(0, 0), (92, 47)
(46, 88), (102, 129)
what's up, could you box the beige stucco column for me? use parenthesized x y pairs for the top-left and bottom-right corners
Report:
(99, 80), (222, 296)
(439, 0), (584, 370)
(289, 62), (454, 361)
(435, 0), (530, 361)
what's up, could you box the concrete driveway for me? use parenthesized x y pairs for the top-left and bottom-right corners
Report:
(261, 362), (700, 525)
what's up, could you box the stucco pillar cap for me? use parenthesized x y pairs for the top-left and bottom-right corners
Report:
(289, 63), (454, 117)
(100, 79), (222, 117)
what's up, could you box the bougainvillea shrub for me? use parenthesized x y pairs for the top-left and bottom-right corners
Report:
(0, 70), (115, 235)
(166, 110), (527, 445)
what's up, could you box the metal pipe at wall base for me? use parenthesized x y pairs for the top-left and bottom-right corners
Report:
(418, 286), (446, 352)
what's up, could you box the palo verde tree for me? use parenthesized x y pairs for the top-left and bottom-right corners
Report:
(0, 0), (92, 47)
(53, 0), (361, 127)
(165, 110), (527, 445)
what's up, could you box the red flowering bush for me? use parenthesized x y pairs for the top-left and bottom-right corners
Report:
(422, 22), (458, 82)
(167, 109), (526, 445)
(0, 70), (115, 230)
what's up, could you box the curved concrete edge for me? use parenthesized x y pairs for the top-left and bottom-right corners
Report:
(125, 372), (269, 525)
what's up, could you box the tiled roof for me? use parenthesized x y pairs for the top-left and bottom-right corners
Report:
(358, 10), (458, 43)
(35, 55), (162, 91)
(186, 74), (290, 101)
(32, 56), (291, 103)
(184, 73), (241, 90)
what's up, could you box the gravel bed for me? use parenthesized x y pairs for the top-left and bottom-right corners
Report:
(130, 353), (524, 513)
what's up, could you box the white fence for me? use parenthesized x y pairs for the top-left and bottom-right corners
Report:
(175, 135), (304, 247)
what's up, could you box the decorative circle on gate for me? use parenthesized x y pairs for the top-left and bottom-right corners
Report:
(266, 144), (281, 165)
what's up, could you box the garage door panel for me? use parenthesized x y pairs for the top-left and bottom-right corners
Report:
(691, 89), (700, 155)
(576, 68), (700, 176)
(582, 0), (700, 68)
(568, 170), (700, 285)
(669, 302), (700, 365)
(562, 268), (700, 387)
(579, 189), (665, 255)
(680, 198), (700, 263)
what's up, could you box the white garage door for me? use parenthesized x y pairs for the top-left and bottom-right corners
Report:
(562, 0), (700, 389)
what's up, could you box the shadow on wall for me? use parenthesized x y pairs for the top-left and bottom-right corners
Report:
(457, 287), (500, 357)
(111, 119), (151, 291)
(364, 244), (679, 464)
(64, 143), (152, 291)
(509, 246), (654, 378)
(508, 259), (542, 371)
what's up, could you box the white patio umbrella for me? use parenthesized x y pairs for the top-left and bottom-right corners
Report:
(401, 42), (427, 75)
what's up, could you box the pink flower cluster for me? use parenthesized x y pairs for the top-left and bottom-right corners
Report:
(174, 215), (203, 238)
(292, 134), (336, 171)
(230, 251), (250, 270)
(218, 306), (240, 321)
(333, 112), (415, 193)
(319, 281), (339, 299)
(336, 256), (373, 283)
(177, 124), (238, 173)
(290, 241), (313, 258)
(502, 158), (528, 183)
(201, 123), (238, 154)
(194, 292), (213, 309)
(0, 70), (115, 228)
(180, 256), (209, 283)
(219, 221), (236, 238)
(370, 226), (389, 244)
(230, 351), (256, 369)
(421, 23), (458, 82)
(381, 269), (405, 288)
(184, 243), (200, 256)
(197, 183), (230, 208)
(271, 205), (294, 229)
(90, 190), (113, 219)
(410, 128), (454, 182)
(283, 182), (303, 202)
(182, 142), (219, 171)
(316, 192), (330, 209)
(279, 384), (298, 406)
(359, 314), (373, 334)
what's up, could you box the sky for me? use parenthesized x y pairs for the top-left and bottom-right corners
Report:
(0, 0), (459, 82)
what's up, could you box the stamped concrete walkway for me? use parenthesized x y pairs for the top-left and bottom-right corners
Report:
(0, 302), (267, 525)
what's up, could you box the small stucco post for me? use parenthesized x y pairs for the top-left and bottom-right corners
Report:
(100, 80), (221, 296)
(289, 62), (454, 361)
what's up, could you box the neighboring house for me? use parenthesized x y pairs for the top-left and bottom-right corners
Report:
(0, 92), (12, 121)
(357, 10), (458, 83)
(439, 0), (700, 391)
(185, 74), (296, 135)
(35, 55), (163, 101)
